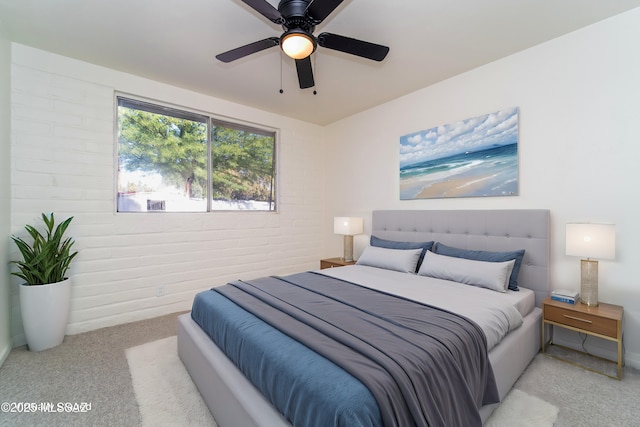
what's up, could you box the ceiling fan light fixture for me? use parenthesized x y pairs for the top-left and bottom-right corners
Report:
(281, 30), (316, 60)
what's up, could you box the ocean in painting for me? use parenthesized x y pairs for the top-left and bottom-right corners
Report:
(400, 143), (518, 199)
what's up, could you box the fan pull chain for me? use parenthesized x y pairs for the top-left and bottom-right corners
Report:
(312, 54), (317, 95)
(279, 52), (284, 94)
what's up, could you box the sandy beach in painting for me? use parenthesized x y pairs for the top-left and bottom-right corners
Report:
(399, 143), (518, 199)
(405, 174), (499, 199)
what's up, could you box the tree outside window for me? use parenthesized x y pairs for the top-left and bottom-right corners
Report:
(117, 97), (276, 212)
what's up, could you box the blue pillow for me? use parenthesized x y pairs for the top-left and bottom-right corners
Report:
(433, 243), (525, 291)
(370, 236), (434, 272)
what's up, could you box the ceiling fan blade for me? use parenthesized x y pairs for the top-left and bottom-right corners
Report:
(318, 32), (389, 61)
(240, 0), (284, 24)
(216, 37), (280, 63)
(305, 0), (344, 24)
(295, 57), (315, 89)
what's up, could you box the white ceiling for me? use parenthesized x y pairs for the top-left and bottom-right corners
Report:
(1, 0), (639, 125)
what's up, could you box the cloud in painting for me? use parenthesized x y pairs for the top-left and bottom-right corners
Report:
(399, 107), (518, 168)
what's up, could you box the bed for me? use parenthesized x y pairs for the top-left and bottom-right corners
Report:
(177, 209), (550, 426)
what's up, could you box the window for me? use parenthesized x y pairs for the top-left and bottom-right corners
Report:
(116, 97), (276, 212)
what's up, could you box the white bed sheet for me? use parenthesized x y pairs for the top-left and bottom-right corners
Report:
(318, 265), (533, 351)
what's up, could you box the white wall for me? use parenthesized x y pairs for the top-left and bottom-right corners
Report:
(0, 19), (12, 365)
(9, 44), (326, 344)
(324, 8), (640, 368)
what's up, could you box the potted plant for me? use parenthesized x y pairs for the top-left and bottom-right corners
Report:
(11, 213), (78, 351)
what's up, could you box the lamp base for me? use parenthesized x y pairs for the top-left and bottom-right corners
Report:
(580, 259), (599, 306)
(343, 235), (354, 263)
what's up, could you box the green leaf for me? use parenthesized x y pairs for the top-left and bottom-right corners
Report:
(10, 213), (78, 285)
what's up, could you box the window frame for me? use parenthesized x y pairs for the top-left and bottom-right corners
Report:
(114, 94), (278, 213)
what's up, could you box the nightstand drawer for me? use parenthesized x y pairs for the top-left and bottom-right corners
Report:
(545, 305), (617, 338)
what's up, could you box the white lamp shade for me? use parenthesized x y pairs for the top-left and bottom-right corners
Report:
(334, 217), (364, 236)
(566, 223), (615, 260)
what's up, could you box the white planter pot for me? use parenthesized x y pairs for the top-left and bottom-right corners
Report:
(19, 278), (71, 352)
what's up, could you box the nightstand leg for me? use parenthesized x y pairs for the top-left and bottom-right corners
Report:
(618, 338), (623, 379)
(541, 322), (552, 353)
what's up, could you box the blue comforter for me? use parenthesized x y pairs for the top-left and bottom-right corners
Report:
(192, 289), (382, 427)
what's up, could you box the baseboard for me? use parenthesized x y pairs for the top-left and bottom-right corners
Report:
(623, 350), (640, 370)
(66, 301), (192, 335)
(11, 333), (25, 348)
(11, 302), (192, 350)
(0, 339), (12, 367)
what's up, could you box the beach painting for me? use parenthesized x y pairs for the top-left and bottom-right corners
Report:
(400, 107), (519, 200)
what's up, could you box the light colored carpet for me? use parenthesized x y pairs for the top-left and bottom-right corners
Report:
(485, 388), (558, 427)
(515, 352), (640, 427)
(126, 336), (558, 427)
(0, 312), (183, 427)
(3, 312), (638, 426)
(126, 336), (217, 427)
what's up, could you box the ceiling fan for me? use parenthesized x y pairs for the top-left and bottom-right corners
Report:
(216, 0), (390, 89)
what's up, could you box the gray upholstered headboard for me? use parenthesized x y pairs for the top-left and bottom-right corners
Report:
(371, 210), (550, 307)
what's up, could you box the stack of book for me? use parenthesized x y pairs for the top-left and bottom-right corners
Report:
(551, 289), (580, 304)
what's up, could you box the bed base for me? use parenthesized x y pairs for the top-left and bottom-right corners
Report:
(178, 307), (542, 426)
(177, 313), (289, 427)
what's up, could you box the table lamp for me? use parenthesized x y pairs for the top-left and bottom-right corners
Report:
(334, 217), (364, 262)
(566, 223), (616, 306)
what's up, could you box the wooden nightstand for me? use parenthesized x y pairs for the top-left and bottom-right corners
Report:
(320, 257), (356, 269)
(542, 297), (623, 379)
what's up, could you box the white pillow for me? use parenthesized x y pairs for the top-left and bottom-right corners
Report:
(417, 251), (515, 292)
(356, 246), (422, 273)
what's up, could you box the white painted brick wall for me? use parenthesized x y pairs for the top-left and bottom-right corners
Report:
(10, 46), (326, 344)
(1, 28), (12, 365)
